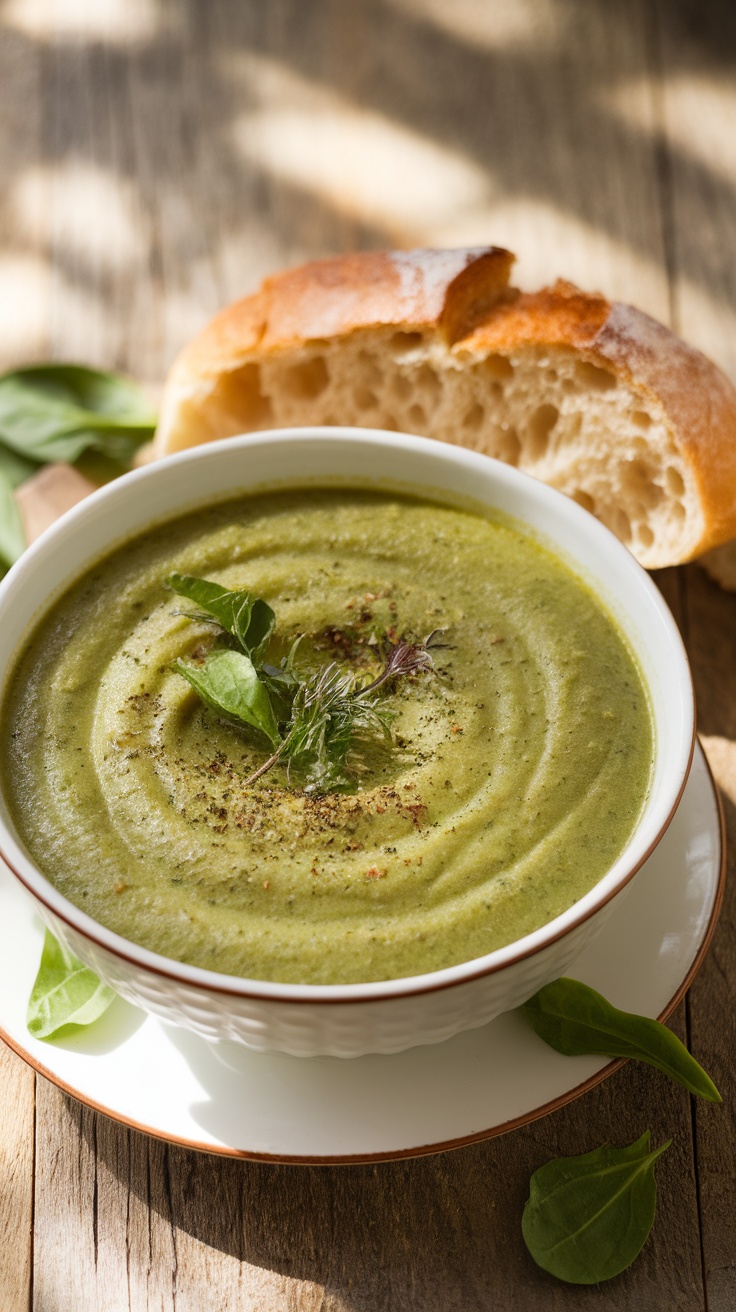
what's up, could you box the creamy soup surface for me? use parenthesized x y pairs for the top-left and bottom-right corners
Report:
(1, 489), (653, 984)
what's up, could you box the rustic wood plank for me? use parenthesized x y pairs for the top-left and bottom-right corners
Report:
(677, 566), (736, 1311)
(33, 1080), (329, 1311)
(653, 0), (736, 379)
(0, 12), (50, 370)
(11, 0), (732, 1308)
(655, 5), (736, 1304)
(0, 12), (47, 1311)
(0, 1043), (34, 1312)
(32, 1083), (101, 1312)
(31, 1042), (703, 1312)
(33, 1080), (174, 1312)
(26, 0), (674, 384)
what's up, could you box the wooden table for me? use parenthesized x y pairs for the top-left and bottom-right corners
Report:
(2, 2), (736, 1306)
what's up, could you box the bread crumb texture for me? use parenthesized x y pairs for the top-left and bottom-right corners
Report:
(154, 248), (736, 570)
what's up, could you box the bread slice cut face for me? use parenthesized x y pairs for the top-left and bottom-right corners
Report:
(154, 248), (736, 570)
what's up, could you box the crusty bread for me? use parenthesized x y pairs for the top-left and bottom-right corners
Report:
(153, 247), (736, 569)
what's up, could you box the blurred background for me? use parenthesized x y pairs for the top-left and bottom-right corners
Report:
(2, 0), (735, 394)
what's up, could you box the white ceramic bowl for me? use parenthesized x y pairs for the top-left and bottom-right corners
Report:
(0, 429), (694, 1057)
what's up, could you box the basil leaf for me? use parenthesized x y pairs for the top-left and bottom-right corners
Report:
(522, 978), (721, 1103)
(0, 364), (156, 465)
(175, 649), (280, 746)
(244, 598), (277, 663)
(0, 466), (26, 573)
(27, 930), (115, 1040)
(522, 1132), (670, 1284)
(167, 572), (275, 663)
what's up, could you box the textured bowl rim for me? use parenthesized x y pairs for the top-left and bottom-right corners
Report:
(0, 745), (722, 1164)
(0, 427), (696, 1004)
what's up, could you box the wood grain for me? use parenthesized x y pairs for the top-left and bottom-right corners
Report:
(654, 0), (736, 378)
(2, 0), (736, 1307)
(659, 6), (736, 1296)
(30, 1044), (705, 1312)
(679, 571), (736, 1311)
(0, 1044), (34, 1312)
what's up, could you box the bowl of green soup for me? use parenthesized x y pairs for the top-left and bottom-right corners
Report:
(0, 429), (693, 1056)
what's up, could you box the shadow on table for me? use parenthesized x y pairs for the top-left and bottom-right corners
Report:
(2, 0), (736, 382)
(68, 1028), (711, 1311)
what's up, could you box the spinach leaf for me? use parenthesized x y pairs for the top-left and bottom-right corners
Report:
(0, 363), (157, 576)
(27, 930), (115, 1040)
(522, 1131), (670, 1284)
(174, 649), (281, 746)
(0, 467), (26, 573)
(0, 364), (156, 465)
(522, 978), (721, 1102)
(167, 572), (275, 664)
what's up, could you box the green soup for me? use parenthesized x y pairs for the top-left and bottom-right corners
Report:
(0, 489), (653, 984)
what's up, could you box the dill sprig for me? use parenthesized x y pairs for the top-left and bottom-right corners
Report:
(167, 572), (439, 794)
(246, 663), (394, 792)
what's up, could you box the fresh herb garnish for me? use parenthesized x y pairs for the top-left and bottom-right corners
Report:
(167, 572), (275, 663)
(522, 977), (721, 1102)
(167, 571), (439, 793)
(246, 661), (396, 792)
(357, 632), (440, 694)
(522, 1131), (670, 1284)
(173, 648), (281, 748)
(0, 363), (157, 576)
(27, 930), (115, 1040)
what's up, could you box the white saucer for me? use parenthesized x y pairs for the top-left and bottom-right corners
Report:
(0, 742), (723, 1163)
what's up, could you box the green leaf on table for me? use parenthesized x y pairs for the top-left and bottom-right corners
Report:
(174, 648), (281, 746)
(0, 466), (26, 574)
(167, 572), (275, 664)
(522, 977), (721, 1102)
(27, 930), (115, 1040)
(522, 1131), (670, 1284)
(0, 364), (157, 465)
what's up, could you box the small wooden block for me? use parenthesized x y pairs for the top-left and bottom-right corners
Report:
(14, 463), (98, 544)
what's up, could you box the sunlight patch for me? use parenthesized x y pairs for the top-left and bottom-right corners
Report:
(3, 0), (161, 42)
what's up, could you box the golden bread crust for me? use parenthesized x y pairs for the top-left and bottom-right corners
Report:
(460, 280), (612, 352)
(463, 279), (736, 557)
(174, 247), (514, 381)
(593, 301), (736, 553)
(154, 248), (736, 565)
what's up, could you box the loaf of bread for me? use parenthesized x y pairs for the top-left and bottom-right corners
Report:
(153, 247), (736, 570)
